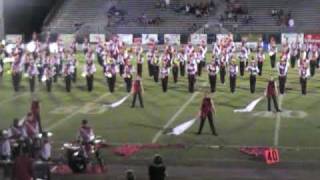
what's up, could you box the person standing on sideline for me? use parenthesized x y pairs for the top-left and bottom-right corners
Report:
(264, 77), (281, 112)
(148, 154), (167, 180)
(131, 76), (144, 108)
(197, 92), (218, 136)
(246, 59), (259, 93)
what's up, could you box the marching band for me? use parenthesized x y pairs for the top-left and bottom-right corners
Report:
(0, 34), (318, 97)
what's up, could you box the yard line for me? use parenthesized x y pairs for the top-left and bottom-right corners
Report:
(152, 92), (199, 143)
(0, 93), (28, 107)
(274, 95), (284, 146)
(48, 93), (111, 131)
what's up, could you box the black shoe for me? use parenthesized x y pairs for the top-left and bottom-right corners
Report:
(277, 109), (282, 112)
(196, 132), (201, 135)
(213, 132), (218, 136)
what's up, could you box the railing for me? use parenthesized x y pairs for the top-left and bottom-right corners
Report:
(42, 0), (65, 27)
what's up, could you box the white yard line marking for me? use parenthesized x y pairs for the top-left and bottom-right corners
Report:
(48, 93), (111, 131)
(152, 92), (199, 143)
(0, 93), (28, 107)
(274, 95), (283, 146)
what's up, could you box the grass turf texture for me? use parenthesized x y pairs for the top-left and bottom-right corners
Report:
(1, 52), (320, 179)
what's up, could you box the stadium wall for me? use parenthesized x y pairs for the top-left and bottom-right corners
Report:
(3, 0), (55, 40)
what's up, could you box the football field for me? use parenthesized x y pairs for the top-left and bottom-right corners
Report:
(1, 53), (320, 179)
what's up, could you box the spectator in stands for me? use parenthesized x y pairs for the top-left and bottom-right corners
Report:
(126, 169), (136, 180)
(148, 154), (167, 180)
(288, 18), (295, 28)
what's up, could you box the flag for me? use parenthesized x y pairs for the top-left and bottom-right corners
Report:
(168, 118), (197, 136)
(104, 94), (130, 108)
(234, 96), (264, 113)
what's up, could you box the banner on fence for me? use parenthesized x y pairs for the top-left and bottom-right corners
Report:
(281, 33), (304, 44)
(216, 34), (233, 42)
(190, 34), (207, 44)
(59, 34), (74, 46)
(118, 34), (133, 45)
(164, 34), (181, 45)
(142, 34), (158, 45)
(304, 34), (320, 45)
(89, 34), (105, 43)
(5, 34), (23, 44)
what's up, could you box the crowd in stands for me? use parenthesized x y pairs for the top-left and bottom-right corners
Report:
(271, 9), (294, 28)
(219, 0), (252, 26)
(174, 0), (216, 18)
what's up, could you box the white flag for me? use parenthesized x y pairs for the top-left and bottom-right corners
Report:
(105, 94), (130, 108)
(168, 118), (197, 136)
(234, 96), (264, 113)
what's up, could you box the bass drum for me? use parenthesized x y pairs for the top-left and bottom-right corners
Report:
(66, 149), (87, 173)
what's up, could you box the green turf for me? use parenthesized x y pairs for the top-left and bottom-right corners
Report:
(0, 52), (320, 170)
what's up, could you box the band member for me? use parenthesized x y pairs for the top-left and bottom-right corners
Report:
(24, 112), (40, 139)
(219, 52), (228, 84)
(69, 53), (78, 83)
(264, 77), (281, 112)
(123, 62), (133, 92)
(299, 62), (310, 95)
(82, 38), (90, 54)
(95, 42), (104, 67)
(229, 59), (238, 93)
(0, 130), (11, 160)
(40, 132), (51, 161)
(197, 45), (207, 76)
(309, 48), (318, 77)
(187, 62), (197, 93)
(77, 119), (95, 144)
(152, 54), (160, 83)
(277, 58), (289, 95)
(9, 118), (27, 158)
(63, 61), (74, 92)
(118, 50), (125, 76)
(137, 53), (144, 76)
(178, 50), (186, 77)
(26, 60), (39, 92)
(268, 43), (277, 68)
(289, 42), (299, 68)
(11, 56), (23, 92)
(160, 63), (169, 92)
(256, 48), (265, 76)
(9, 118), (27, 140)
(146, 49), (154, 77)
(207, 60), (219, 93)
(131, 76), (144, 108)
(77, 119), (95, 157)
(42, 65), (55, 92)
(83, 59), (97, 92)
(172, 55), (179, 83)
(197, 92), (218, 136)
(36, 52), (45, 83)
(246, 59), (259, 93)
(238, 47), (248, 76)
(0, 45), (5, 77)
(104, 62), (117, 93)
(52, 54), (60, 83)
